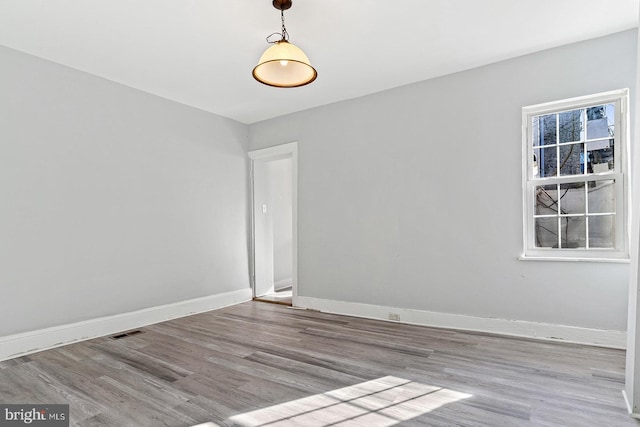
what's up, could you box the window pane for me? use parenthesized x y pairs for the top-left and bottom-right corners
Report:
(559, 143), (583, 176)
(538, 114), (557, 146)
(535, 217), (558, 248)
(589, 215), (615, 248)
(531, 118), (540, 147)
(559, 109), (582, 143)
(559, 183), (585, 215)
(587, 104), (614, 140)
(538, 146), (557, 178)
(588, 180), (616, 213)
(535, 185), (558, 215)
(560, 216), (586, 248)
(606, 103), (615, 135)
(587, 142), (614, 173)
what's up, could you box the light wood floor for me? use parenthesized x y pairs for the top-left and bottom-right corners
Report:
(0, 301), (636, 426)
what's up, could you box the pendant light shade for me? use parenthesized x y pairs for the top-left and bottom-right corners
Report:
(253, 40), (317, 88)
(253, 0), (317, 88)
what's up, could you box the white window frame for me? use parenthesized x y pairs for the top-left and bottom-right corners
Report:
(521, 89), (630, 262)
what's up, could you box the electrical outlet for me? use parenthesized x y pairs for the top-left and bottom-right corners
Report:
(388, 313), (400, 321)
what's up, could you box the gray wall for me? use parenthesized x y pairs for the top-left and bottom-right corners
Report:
(249, 30), (638, 332)
(0, 46), (250, 336)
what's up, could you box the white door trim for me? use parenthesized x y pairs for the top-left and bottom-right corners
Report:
(248, 142), (298, 304)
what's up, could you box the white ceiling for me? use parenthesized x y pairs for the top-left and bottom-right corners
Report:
(0, 1), (637, 124)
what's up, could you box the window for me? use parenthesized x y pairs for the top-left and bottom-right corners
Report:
(521, 89), (629, 261)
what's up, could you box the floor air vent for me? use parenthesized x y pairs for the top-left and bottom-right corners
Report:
(110, 330), (143, 339)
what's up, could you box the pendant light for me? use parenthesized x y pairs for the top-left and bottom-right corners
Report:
(253, 0), (317, 88)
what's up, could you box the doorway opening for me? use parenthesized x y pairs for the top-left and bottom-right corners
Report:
(249, 142), (297, 307)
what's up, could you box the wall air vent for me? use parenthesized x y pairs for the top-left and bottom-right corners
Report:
(110, 330), (143, 340)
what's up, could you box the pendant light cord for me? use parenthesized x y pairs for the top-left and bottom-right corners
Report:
(266, 9), (290, 43)
(280, 10), (289, 41)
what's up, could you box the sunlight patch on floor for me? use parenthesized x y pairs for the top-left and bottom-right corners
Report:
(218, 376), (472, 426)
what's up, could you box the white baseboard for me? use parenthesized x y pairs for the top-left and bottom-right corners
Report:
(295, 296), (626, 349)
(0, 288), (252, 362)
(622, 390), (640, 418)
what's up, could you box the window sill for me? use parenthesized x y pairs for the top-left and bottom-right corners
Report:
(519, 255), (630, 264)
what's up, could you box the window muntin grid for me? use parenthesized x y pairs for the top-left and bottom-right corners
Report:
(522, 90), (628, 261)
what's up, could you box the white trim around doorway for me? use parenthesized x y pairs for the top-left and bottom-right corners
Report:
(248, 142), (298, 305)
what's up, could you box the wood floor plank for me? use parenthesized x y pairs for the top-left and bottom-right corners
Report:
(0, 301), (637, 426)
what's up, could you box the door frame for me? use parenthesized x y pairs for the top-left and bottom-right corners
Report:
(248, 141), (298, 304)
